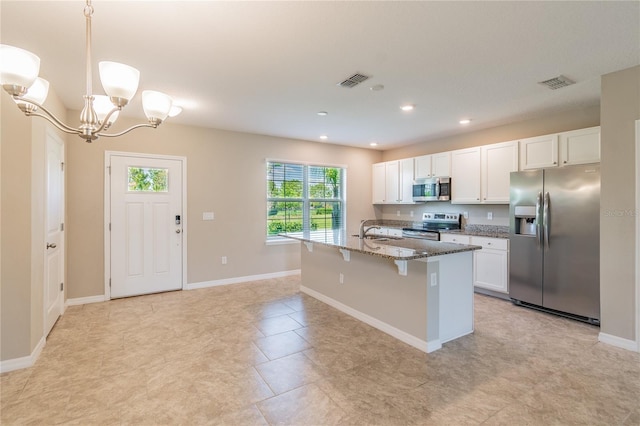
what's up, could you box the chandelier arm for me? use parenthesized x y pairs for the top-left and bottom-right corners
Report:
(25, 112), (82, 136)
(92, 106), (122, 134)
(96, 122), (158, 138)
(18, 99), (81, 134)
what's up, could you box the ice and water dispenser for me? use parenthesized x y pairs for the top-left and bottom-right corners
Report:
(514, 206), (537, 236)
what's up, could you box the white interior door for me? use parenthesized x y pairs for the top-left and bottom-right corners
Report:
(110, 155), (183, 298)
(44, 133), (65, 336)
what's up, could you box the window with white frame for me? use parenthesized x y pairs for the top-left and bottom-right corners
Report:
(266, 161), (346, 242)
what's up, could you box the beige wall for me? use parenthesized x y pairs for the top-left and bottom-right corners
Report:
(1, 87), (68, 360)
(66, 117), (381, 298)
(600, 65), (640, 341)
(1, 94), (33, 360)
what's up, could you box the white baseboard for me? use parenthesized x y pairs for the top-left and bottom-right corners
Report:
(598, 332), (639, 352)
(185, 269), (301, 291)
(0, 336), (45, 373)
(300, 285), (440, 353)
(65, 295), (107, 307)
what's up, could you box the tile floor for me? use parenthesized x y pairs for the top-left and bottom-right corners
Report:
(2, 275), (639, 425)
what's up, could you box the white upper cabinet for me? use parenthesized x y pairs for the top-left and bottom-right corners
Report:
(481, 141), (518, 204)
(452, 142), (517, 205)
(399, 158), (415, 203)
(451, 147), (481, 204)
(415, 152), (451, 179)
(520, 127), (600, 170)
(519, 134), (559, 170)
(372, 159), (414, 204)
(372, 163), (387, 204)
(559, 126), (600, 166)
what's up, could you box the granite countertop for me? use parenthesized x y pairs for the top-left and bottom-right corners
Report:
(280, 233), (481, 261)
(440, 224), (510, 239)
(360, 219), (510, 239)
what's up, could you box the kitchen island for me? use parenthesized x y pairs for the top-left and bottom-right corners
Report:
(281, 233), (481, 353)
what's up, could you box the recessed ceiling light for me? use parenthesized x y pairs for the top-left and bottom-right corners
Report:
(369, 142), (378, 147)
(319, 135), (328, 140)
(459, 119), (472, 125)
(400, 104), (415, 112)
(317, 111), (328, 116)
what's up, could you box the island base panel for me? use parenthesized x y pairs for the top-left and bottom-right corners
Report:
(299, 244), (473, 353)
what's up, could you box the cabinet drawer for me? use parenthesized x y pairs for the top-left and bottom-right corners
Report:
(440, 234), (470, 244)
(470, 236), (508, 251)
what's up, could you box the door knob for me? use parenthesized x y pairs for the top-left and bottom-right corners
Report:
(176, 229), (181, 234)
(46, 243), (57, 249)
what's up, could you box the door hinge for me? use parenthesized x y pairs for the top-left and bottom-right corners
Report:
(109, 278), (111, 288)
(60, 282), (64, 291)
(107, 165), (111, 175)
(109, 223), (111, 231)
(61, 162), (64, 171)
(60, 223), (64, 231)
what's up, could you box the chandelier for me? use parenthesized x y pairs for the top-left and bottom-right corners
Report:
(0, 0), (180, 143)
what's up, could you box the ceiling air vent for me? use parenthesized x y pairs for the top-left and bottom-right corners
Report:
(538, 75), (576, 90)
(337, 73), (371, 88)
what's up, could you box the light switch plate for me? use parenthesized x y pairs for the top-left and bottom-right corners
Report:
(203, 212), (214, 221)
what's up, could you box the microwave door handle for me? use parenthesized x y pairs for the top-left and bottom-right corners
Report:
(435, 178), (441, 199)
(536, 192), (542, 249)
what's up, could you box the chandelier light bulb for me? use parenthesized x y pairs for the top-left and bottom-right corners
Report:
(168, 105), (183, 118)
(0, 44), (40, 90)
(142, 90), (173, 122)
(93, 95), (119, 125)
(22, 77), (49, 105)
(99, 61), (140, 104)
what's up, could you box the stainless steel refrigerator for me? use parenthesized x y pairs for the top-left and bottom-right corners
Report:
(509, 164), (600, 324)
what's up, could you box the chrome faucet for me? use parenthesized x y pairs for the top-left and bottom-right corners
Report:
(358, 221), (381, 239)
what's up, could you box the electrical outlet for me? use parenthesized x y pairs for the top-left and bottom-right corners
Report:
(221, 256), (227, 265)
(203, 212), (214, 220)
(396, 210), (401, 217)
(463, 211), (469, 219)
(487, 212), (493, 220)
(410, 211), (414, 217)
(339, 273), (344, 284)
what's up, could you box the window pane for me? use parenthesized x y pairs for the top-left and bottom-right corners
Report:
(309, 166), (341, 199)
(128, 167), (168, 192)
(267, 162), (303, 198)
(267, 201), (303, 236)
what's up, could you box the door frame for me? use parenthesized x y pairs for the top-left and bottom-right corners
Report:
(43, 128), (65, 335)
(104, 151), (188, 300)
(636, 120), (640, 352)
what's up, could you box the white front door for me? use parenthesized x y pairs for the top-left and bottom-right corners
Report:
(110, 155), (184, 298)
(44, 132), (65, 336)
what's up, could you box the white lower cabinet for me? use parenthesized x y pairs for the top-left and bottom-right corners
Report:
(471, 237), (509, 294)
(440, 234), (509, 294)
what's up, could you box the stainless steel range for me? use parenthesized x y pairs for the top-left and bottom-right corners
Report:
(402, 212), (461, 241)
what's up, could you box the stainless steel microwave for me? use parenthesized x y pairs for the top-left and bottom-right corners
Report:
(412, 177), (451, 202)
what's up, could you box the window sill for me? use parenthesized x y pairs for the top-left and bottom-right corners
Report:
(265, 238), (299, 246)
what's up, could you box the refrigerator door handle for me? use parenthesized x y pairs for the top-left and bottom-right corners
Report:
(536, 192), (543, 248)
(543, 191), (550, 249)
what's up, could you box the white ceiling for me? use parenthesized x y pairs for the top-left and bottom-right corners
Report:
(1, 1), (639, 150)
